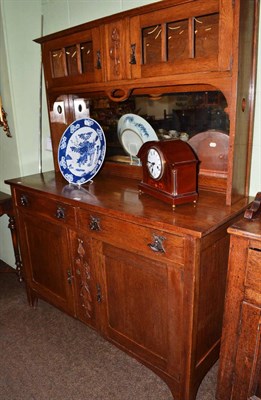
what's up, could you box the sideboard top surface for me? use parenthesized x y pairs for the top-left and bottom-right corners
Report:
(6, 171), (251, 238)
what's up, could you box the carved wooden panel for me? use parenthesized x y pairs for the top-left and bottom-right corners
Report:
(75, 238), (93, 318)
(103, 19), (130, 81)
(109, 28), (121, 77)
(72, 234), (97, 328)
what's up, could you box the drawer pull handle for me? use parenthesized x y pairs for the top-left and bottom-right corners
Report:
(20, 194), (29, 207)
(56, 206), (65, 219)
(89, 216), (101, 231)
(148, 234), (166, 253)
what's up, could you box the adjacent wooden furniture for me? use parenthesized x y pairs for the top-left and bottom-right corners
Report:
(0, 191), (12, 216)
(0, 191), (22, 280)
(6, 172), (250, 400)
(6, 1), (259, 399)
(216, 194), (261, 400)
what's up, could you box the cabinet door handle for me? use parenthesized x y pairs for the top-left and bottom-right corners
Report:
(89, 215), (101, 231)
(20, 194), (29, 207)
(67, 269), (73, 285)
(148, 234), (166, 253)
(96, 50), (102, 69)
(96, 283), (102, 303)
(55, 206), (65, 219)
(129, 43), (136, 64)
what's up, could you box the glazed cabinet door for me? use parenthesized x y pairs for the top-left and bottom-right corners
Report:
(101, 243), (183, 381)
(17, 212), (75, 315)
(130, 0), (232, 79)
(42, 26), (103, 90)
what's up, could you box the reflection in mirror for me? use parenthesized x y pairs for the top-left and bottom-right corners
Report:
(88, 91), (229, 164)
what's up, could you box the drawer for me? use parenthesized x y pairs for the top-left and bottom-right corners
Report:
(245, 248), (261, 295)
(77, 209), (184, 265)
(14, 188), (76, 226)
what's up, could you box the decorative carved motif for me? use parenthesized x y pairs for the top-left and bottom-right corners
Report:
(0, 96), (11, 137)
(109, 27), (121, 76)
(75, 238), (92, 318)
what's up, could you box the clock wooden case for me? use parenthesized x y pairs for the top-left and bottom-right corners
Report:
(137, 139), (199, 206)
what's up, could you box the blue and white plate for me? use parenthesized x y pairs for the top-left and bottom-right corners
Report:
(117, 114), (158, 157)
(58, 118), (106, 185)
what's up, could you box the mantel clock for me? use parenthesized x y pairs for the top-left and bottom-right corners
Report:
(137, 140), (199, 207)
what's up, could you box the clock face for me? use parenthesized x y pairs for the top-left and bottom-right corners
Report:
(147, 148), (163, 180)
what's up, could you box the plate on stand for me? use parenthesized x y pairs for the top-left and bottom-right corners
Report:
(58, 118), (106, 185)
(117, 114), (158, 158)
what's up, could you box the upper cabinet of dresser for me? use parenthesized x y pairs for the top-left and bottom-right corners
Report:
(38, 0), (233, 93)
(130, 0), (232, 79)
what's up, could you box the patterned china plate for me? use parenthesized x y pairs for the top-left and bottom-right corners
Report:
(117, 114), (158, 157)
(58, 118), (106, 185)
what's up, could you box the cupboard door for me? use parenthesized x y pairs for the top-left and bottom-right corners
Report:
(102, 244), (183, 379)
(17, 212), (75, 315)
(130, 0), (232, 79)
